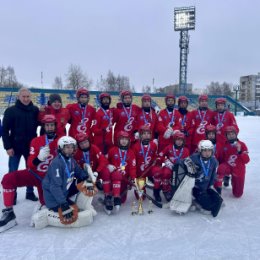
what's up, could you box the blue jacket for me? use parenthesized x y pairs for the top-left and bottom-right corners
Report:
(189, 153), (218, 192)
(42, 153), (88, 209)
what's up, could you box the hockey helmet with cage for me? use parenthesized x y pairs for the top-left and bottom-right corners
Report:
(198, 140), (214, 152)
(58, 136), (77, 150)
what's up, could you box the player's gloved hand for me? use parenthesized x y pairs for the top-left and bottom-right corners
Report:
(164, 159), (174, 169)
(108, 164), (116, 173)
(163, 128), (173, 139)
(60, 202), (73, 221)
(183, 157), (197, 177)
(37, 146), (50, 161)
(134, 132), (140, 140)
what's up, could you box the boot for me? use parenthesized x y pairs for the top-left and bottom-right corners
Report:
(26, 192), (38, 202)
(104, 195), (113, 213)
(223, 176), (230, 187)
(0, 208), (17, 233)
(153, 189), (162, 202)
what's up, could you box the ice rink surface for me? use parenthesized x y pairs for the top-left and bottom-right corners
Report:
(0, 116), (259, 260)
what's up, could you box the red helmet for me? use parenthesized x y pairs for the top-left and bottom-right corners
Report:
(139, 125), (152, 135)
(41, 114), (56, 124)
(225, 126), (238, 135)
(178, 96), (188, 105)
(199, 94), (208, 102)
(120, 90), (132, 100)
(173, 131), (185, 142)
(99, 92), (111, 101)
(165, 93), (175, 102)
(75, 132), (90, 144)
(205, 125), (216, 133)
(215, 98), (226, 105)
(76, 87), (89, 99)
(141, 94), (151, 102)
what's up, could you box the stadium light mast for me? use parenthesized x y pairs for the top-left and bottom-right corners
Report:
(174, 6), (195, 94)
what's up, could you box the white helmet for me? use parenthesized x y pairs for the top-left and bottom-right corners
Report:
(198, 140), (214, 152)
(58, 136), (77, 150)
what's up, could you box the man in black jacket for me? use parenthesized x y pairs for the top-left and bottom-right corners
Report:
(2, 87), (39, 201)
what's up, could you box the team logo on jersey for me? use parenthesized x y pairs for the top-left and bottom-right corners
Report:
(74, 111), (80, 116)
(37, 155), (54, 172)
(196, 121), (207, 134)
(124, 117), (134, 131)
(228, 155), (237, 167)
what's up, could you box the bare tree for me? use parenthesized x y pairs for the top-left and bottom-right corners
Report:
(65, 64), (92, 90)
(142, 85), (151, 93)
(53, 76), (63, 89)
(99, 70), (134, 92)
(206, 81), (233, 96)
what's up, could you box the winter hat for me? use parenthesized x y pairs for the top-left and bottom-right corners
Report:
(48, 94), (62, 105)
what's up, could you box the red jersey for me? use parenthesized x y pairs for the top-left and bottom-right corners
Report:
(159, 145), (189, 164)
(136, 109), (158, 137)
(74, 144), (108, 172)
(66, 103), (96, 138)
(157, 108), (182, 151)
(190, 108), (214, 146)
(107, 146), (136, 179)
(91, 107), (114, 154)
(113, 104), (140, 143)
(38, 106), (70, 137)
(132, 140), (158, 177)
(27, 135), (59, 178)
(213, 110), (239, 146)
(178, 110), (194, 149)
(221, 140), (250, 169)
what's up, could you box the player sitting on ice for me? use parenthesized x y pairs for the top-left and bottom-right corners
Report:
(214, 126), (250, 197)
(158, 131), (190, 202)
(104, 131), (136, 214)
(188, 140), (223, 217)
(0, 115), (59, 233)
(33, 136), (97, 229)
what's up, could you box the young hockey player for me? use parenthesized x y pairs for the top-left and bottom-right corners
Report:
(91, 92), (114, 154)
(74, 132), (110, 191)
(158, 132), (190, 201)
(38, 93), (70, 136)
(157, 93), (181, 153)
(113, 90), (140, 145)
(132, 125), (162, 201)
(136, 94), (158, 138)
(177, 96), (194, 152)
(213, 98), (239, 146)
(190, 140), (223, 217)
(104, 131), (136, 213)
(66, 87), (96, 139)
(0, 115), (59, 232)
(214, 126), (250, 197)
(190, 95), (214, 153)
(42, 136), (93, 224)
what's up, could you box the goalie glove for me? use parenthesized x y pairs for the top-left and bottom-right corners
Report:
(58, 203), (78, 225)
(163, 128), (174, 139)
(183, 157), (197, 177)
(164, 159), (174, 170)
(108, 164), (116, 173)
(37, 146), (50, 161)
(76, 180), (98, 197)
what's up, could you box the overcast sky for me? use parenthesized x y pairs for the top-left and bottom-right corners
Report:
(1, 0), (259, 91)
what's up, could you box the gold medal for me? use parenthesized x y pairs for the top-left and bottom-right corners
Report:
(121, 165), (125, 171)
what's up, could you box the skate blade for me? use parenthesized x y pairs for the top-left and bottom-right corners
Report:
(0, 220), (17, 233)
(103, 206), (112, 215)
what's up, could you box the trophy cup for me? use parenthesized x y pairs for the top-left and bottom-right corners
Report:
(136, 178), (146, 215)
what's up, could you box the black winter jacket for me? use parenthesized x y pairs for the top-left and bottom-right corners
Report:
(2, 100), (39, 155)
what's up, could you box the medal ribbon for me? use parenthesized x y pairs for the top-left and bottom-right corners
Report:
(217, 111), (226, 126)
(141, 143), (150, 164)
(83, 151), (90, 165)
(142, 109), (152, 125)
(200, 157), (211, 177)
(119, 148), (127, 167)
(172, 146), (183, 163)
(166, 109), (175, 126)
(123, 105), (132, 122)
(198, 109), (207, 124)
(60, 155), (73, 178)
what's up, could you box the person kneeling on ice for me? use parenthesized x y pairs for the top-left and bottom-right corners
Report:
(35, 136), (97, 228)
(214, 126), (250, 198)
(189, 140), (223, 217)
(0, 115), (59, 233)
(104, 131), (136, 214)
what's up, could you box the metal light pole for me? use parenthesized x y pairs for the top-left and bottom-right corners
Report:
(233, 85), (240, 116)
(174, 6), (195, 95)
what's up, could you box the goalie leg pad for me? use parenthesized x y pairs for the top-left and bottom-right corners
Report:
(76, 192), (97, 216)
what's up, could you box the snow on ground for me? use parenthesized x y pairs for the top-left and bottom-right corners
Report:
(0, 116), (260, 260)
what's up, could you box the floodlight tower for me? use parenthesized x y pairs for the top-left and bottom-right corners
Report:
(174, 6), (195, 94)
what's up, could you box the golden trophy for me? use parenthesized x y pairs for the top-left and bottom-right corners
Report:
(136, 178), (146, 215)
